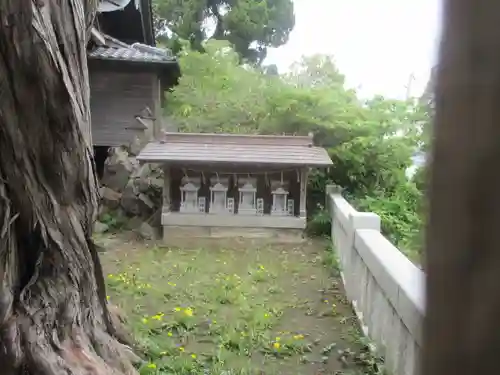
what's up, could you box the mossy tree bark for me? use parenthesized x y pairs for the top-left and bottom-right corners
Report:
(0, 1), (138, 374)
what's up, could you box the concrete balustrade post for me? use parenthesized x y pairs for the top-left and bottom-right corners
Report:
(325, 184), (343, 240)
(350, 212), (381, 233)
(343, 212), (381, 303)
(325, 184), (342, 212)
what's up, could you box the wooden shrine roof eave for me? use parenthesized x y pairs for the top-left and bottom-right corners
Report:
(136, 135), (334, 167)
(161, 131), (315, 143)
(136, 159), (332, 169)
(88, 56), (178, 70)
(88, 58), (180, 87)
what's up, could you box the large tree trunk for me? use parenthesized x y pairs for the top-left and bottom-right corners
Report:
(0, 1), (138, 374)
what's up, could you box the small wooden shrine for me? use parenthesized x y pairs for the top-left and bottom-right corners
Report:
(137, 132), (333, 241)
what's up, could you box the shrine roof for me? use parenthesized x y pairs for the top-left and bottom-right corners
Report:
(137, 132), (333, 167)
(88, 33), (176, 65)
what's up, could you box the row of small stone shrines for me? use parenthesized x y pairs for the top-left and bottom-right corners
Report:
(176, 173), (296, 216)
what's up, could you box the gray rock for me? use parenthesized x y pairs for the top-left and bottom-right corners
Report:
(138, 222), (155, 240)
(138, 193), (155, 210)
(131, 164), (151, 180)
(134, 194), (155, 219)
(150, 177), (164, 191)
(150, 164), (164, 178)
(93, 221), (109, 234)
(101, 145), (164, 221)
(125, 216), (144, 230)
(128, 156), (140, 171)
(102, 166), (131, 192)
(106, 146), (129, 168)
(135, 178), (150, 194)
(151, 208), (162, 228)
(101, 187), (122, 209)
(101, 147), (137, 192)
(120, 187), (140, 216)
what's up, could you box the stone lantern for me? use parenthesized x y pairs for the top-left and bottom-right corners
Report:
(209, 177), (229, 214)
(180, 176), (201, 213)
(238, 177), (257, 215)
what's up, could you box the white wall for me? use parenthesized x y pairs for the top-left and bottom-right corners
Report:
(326, 185), (425, 375)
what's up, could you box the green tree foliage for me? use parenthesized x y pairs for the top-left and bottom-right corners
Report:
(153, 0), (294, 63)
(165, 41), (428, 258)
(356, 181), (424, 262)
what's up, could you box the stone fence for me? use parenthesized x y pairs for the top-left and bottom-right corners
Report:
(326, 185), (425, 375)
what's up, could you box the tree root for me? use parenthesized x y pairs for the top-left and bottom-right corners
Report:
(0, 183), (141, 375)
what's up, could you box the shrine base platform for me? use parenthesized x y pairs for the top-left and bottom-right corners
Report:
(161, 212), (306, 244)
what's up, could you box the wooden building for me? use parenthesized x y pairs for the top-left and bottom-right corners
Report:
(88, 0), (180, 148)
(137, 132), (333, 242)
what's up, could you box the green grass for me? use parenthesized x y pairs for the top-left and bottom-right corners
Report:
(98, 234), (382, 375)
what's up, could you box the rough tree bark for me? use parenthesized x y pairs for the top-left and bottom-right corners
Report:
(423, 0), (500, 374)
(0, 1), (138, 374)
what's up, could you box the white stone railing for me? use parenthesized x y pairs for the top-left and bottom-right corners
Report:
(326, 185), (425, 375)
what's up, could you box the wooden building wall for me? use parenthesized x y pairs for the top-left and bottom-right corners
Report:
(89, 70), (159, 147)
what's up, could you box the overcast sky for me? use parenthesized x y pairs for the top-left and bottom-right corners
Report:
(265, 0), (442, 99)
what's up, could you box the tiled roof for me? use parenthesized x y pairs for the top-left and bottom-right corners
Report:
(88, 33), (176, 64)
(137, 133), (333, 167)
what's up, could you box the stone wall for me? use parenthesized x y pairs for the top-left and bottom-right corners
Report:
(95, 124), (164, 239)
(326, 185), (425, 375)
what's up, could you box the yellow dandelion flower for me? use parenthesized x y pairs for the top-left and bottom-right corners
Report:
(273, 342), (281, 349)
(264, 313), (269, 318)
(184, 308), (193, 317)
(191, 354), (197, 359)
(152, 313), (164, 321)
(142, 318), (149, 324)
(213, 320), (217, 324)
(106, 295), (110, 300)
(107, 274), (114, 279)
(259, 265), (265, 270)
(167, 332), (173, 337)
(179, 347), (185, 352)
(146, 363), (156, 369)
(174, 307), (181, 312)
(293, 334), (304, 340)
